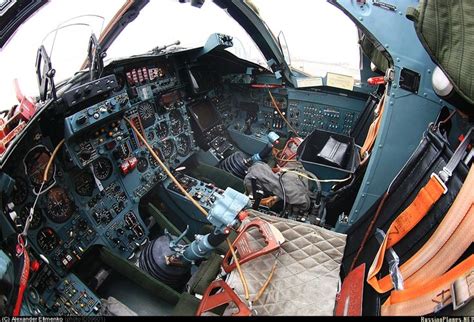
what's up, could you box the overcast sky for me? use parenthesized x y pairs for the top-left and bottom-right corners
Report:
(0, 0), (359, 110)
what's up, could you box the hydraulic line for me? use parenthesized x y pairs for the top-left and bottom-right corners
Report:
(124, 117), (251, 300)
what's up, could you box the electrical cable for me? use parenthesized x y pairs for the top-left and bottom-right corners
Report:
(280, 168), (352, 183)
(125, 117), (251, 301)
(226, 238), (250, 301)
(278, 172), (286, 217)
(266, 88), (299, 136)
(252, 250), (280, 303)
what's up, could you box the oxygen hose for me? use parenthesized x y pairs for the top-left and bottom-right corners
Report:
(267, 88), (299, 136)
(43, 139), (65, 183)
(124, 117), (251, 300)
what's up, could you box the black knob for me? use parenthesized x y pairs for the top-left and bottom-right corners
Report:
(84, 85), (92, 95)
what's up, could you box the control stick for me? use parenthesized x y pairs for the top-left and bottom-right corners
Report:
(248, 131), (280, 163)
(138, 188), (249, 289)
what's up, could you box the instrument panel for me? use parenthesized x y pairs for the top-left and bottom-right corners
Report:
(3, 57), (198, 281)
(224, 86), (365, 156)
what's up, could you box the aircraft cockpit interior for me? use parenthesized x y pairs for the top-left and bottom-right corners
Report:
(0, 0), (472, 317)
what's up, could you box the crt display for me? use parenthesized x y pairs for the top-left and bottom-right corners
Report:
(189, 100), (219, 131)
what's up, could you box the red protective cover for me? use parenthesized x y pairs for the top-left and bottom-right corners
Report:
(335, 263), (366, 316)
(222, 218), (281, 273)
(196, 280), (251, 316)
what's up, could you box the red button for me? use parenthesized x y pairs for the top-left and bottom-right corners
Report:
(120, 162), (130, 175)
(31, 260), (41, 272)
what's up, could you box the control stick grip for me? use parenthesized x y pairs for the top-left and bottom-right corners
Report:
(251, 131), (280, 163)
(258, 143), (274, 160)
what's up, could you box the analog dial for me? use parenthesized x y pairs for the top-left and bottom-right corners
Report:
(11, 177), (28, 205)
(20, 204), (43, 230)
(46, 187), (74, 223)
(155, 122), (169, 139)
(74, 171), (95, 196)
(176, 134), (191, 157)
(148, 148), (161, 168)
(138, 101), (156, 128)
(92, 157), (113, 181)
(137, 157), (149, 173)
(37, 227), (59, 253)
(24, 146), (55, 189)
(160, 139), (175, 160)
(169, 110), (184, 135)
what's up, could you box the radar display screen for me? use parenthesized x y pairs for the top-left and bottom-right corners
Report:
(188, 100), (219, 132)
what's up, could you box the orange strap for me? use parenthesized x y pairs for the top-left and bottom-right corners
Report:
(367, 175), (446, 293)
(374, 166), (474, 295)
(360, 91), (386, 160)
(381, 255), (474, 316)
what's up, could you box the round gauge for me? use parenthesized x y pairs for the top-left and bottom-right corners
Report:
(37, 227), (59, 253)
(176, 134), (191, 157)
(155, 122), (169, 139)
(148, 148), (161, 168)
(74, 171), (95, 196)
(147, 130), (155, 141)
(46, 187), (74, 223)
(138, 101), (156, 128)
(20, 204), (42, 230)
(169, 110), (184, 135)
(160, 139), (175, 159)
(137, 157), (149, 173)
(92, 157), (113, 181)
(11, 177), (28, 205)
(24, 146), (55, 189)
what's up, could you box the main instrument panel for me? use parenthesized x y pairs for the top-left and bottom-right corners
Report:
(4, 57), (200, 280)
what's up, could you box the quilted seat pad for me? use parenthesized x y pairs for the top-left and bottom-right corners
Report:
(226, 211), (347, 316)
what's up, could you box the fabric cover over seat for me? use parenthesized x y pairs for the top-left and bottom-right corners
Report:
(225, 211), (346, 316)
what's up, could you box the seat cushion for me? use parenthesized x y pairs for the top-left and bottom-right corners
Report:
(226, 211), (347, 316)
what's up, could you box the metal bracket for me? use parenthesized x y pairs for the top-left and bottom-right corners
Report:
(165, 226), (189, 253)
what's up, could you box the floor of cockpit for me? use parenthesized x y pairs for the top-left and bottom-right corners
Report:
(98, 271), (175, 316)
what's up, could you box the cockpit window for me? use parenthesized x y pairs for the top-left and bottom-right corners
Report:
(0, 0), (124, 111)
(106, 1), (269, 68)
(250, 0), (361, 81)
(0, 0), (270, 111)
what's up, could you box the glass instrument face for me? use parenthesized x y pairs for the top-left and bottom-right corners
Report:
(24, 146), (55, 189)
(46, 187), (74, 223)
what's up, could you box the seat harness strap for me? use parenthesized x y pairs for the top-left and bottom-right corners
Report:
(367, 128), (473, 294)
